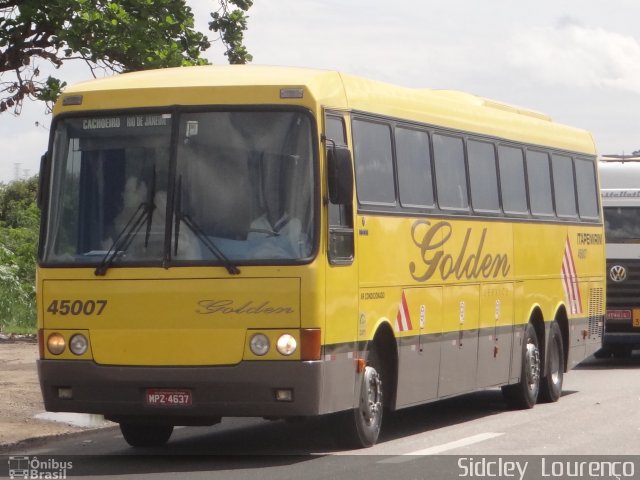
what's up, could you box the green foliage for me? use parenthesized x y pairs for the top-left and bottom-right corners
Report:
(0, 177), (39, 333)
(1, 0), (212, 114)
(1, 1), (256, 113)
(58, 0), (211, 70)
(209, 0), (254, 64)
(39, 77), (69, 106)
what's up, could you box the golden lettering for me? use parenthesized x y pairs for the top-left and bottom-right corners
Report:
(409, 220), (511, 282)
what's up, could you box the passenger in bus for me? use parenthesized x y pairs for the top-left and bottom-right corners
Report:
(102, 177), (199, 258)
(247, 211), (306, 259)
(101, 176), (148, 252)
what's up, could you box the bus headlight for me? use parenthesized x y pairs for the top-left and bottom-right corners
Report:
(250, 333), (270, 356)
(276, 334), (297, 356)
(69, 334), (88, 356)
(47, 333), (66, 355)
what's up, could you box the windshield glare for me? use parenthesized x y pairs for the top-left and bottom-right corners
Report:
(604, 206), (640, 243)
(42, 111), (315, 266)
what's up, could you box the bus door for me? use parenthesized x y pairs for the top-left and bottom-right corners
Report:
(321, 113), (359, 413)
(438, 285), (480, 397)
(477, 283), (514, 387)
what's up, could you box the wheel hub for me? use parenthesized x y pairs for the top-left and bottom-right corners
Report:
(361, 366), (382, 426)
(525, 341), (540, 391)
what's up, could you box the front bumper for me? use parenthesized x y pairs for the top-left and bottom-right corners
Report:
(38, 359), (322, 425)
(603, 332), (640, 348)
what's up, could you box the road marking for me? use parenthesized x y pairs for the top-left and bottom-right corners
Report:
(378, 432), (504, 463)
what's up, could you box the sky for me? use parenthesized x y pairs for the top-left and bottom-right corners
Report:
(2, 0), (640, 182)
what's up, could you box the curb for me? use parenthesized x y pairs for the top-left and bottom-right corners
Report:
(0, 425), (118, 454)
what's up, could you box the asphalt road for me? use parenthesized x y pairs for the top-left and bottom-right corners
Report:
(3, 352), (640, 479)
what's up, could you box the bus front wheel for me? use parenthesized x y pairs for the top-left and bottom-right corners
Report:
(339, 348), (384, 448)
(120, 423), (174, 447)
(502, 323), (540, 409)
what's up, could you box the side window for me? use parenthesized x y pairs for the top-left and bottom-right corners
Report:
(552, 154), (577, 218)
(574, 157), (599, 219)
(433, 133), (468, 210)
(395, 127), (435, 208)
(326, 116), (349, 227)
(326, 116), (346, 145)
(468, 139), (500, 213)
(352, 119), (395, 205)
(498, 145), (528, 215)
(325, 115), (354, 264)
(526, 150), (554, 216)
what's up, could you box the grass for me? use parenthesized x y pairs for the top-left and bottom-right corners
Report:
(1, 323), (36, 335)
(0, 289), (36, 335)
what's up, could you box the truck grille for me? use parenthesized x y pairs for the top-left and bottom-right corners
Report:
(606, 260), (640, 308)
(605, 259), (640, 334)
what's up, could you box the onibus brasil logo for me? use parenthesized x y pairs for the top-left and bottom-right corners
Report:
(8, 456), (73, 479)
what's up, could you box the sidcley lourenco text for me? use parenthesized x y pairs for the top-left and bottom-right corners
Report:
(457, 457), (635, 480)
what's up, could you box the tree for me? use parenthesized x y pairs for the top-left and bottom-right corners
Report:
(0, 176), (39, 331)
(1, 1), (255, 115)
(0, 0), (220, 115)
(209, 0), (253, 64)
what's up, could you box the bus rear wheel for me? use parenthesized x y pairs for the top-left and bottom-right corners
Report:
(120, 423), (174, 447)
(502, 323), (540, 409)
(539, 321), (564, 403)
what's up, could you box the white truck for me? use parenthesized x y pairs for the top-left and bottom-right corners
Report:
(598, 154), (640, 357)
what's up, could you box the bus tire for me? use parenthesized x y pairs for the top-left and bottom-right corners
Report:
(120, 423), (174, 447)
(539, 321), (564, 403)
(340, 348), (384, 448)
(502, 322), (540, 409)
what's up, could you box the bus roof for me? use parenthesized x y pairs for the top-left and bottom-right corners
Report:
(56, 65), (596, 154)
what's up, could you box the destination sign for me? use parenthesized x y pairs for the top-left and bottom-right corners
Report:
(81, 114), (171, 131)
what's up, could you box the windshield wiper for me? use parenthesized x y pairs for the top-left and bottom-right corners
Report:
(179, 214), (241, 275)
(95, 169), (157, 276)
(94, 201), (154, 276)
(144, 166), (157, 247)
(173, 176), (240, 275)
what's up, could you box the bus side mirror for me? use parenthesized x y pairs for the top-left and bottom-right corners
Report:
(37, 152), (48, 209)
(327, 146), (354, 205)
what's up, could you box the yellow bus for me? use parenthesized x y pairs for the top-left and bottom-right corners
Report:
(37, 65), (605, 448)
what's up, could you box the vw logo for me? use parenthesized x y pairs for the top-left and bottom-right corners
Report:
(609, 265), (627, 282)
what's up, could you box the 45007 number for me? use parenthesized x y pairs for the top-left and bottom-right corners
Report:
(46, 299), (107, 316)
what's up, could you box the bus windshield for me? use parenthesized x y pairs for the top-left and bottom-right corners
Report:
(604, 206), (640, 243)
(42, 111), (316, 267)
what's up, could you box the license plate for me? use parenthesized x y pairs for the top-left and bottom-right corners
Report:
(634, 309), (640, 328)
(606, 309), (631, 320)
(145, 389), (192, 406)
